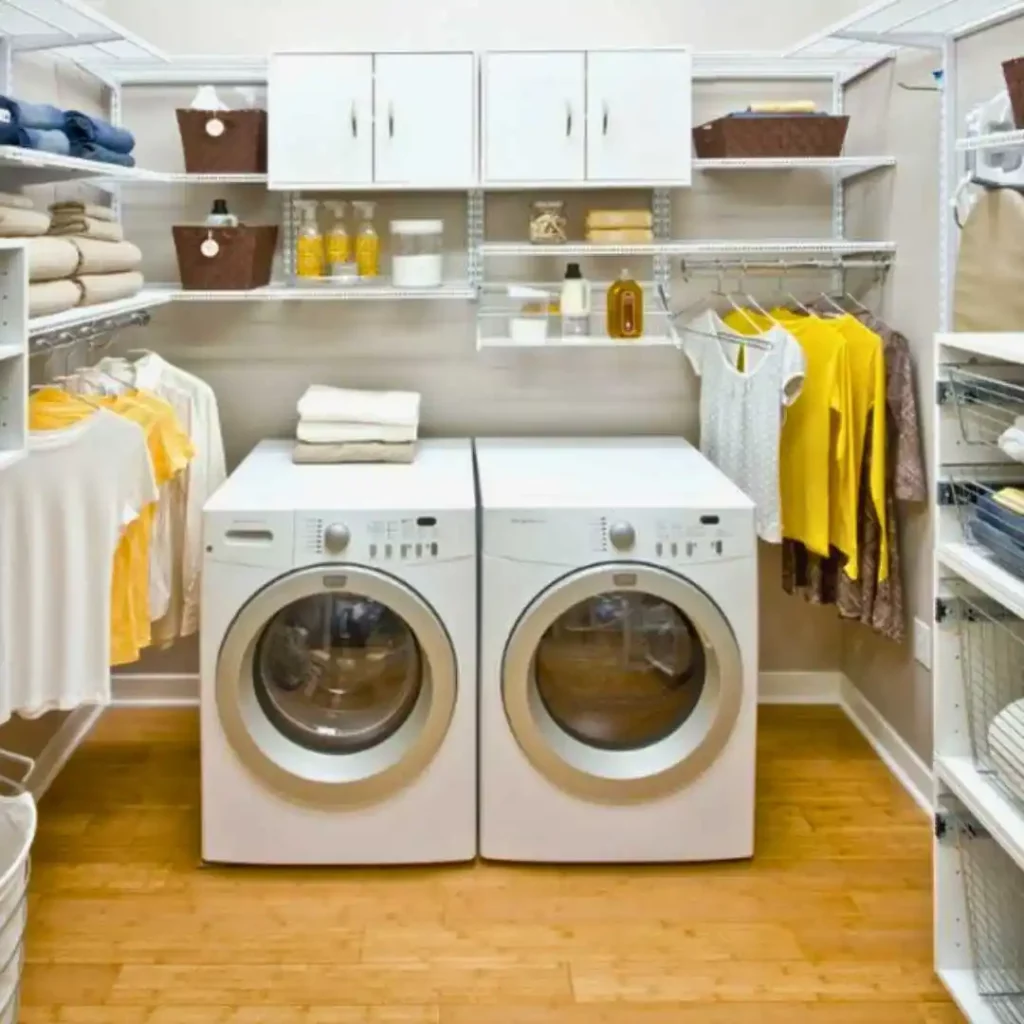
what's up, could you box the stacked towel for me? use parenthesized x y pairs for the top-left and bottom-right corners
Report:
(294, 385), (420, 464)
(48, 204), (124, 242)
(0, 97), (137, 166)
(64, 111), (136, 166)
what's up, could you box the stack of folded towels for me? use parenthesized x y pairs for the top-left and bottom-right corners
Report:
(294, 386), (421, 465)
(0, 97), (136, 166)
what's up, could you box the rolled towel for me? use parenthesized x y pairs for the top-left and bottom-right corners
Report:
(68, 237), (141, 275)
(49, 201), (116, 224)
(70, 142), (136, 168)
(0, 206), (51, 237)
(17, 128), (70, 156)
(292, 441), (417, 465)
(49, 216), (123, 243)
(29, 279), (81, 318)
(75, 270), (143, 307)
(296, 385), (421, 428)
(296, 420), (418, 445)
(0, 97), (64, 131)
(0, 193), (34, 211)
(26, 237), (80, 282)
(63, 111), (135, 155)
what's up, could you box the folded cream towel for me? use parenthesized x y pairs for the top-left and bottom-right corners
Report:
(49, 215), (123, 243)
(49, 201), (116, 224)
(0, 193), (34, 211)
(292, 441), (417, 465)
(69, 237), (142, 275)
(29, 279), (81, 318)
(76, 270), (143, 307)
(296, 385), (421, 428)
(0, 206), (50, 237)
(296, 420), (418, 445)
(27, 237), (79, 283)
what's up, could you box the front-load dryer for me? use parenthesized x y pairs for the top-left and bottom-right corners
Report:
(201, 439), (476, 864)
(475, 437), (758, 863)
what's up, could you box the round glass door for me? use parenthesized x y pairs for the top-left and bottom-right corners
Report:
(217, 566), (456, 805)
(503, 565), (743, 802)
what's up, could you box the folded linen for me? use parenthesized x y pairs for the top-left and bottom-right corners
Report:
(0, 98), (64, 131)
(999, 417), (1024, 463)
(0, 193), (33, 211)
(18, 127), (70, 155)
(748, 101), (818, 114)
(296, 385), (421, 428)
(29, 279), (81, 318)
(995, 487), (1024, 517)
(27, 237), (80, 283)
(292, 441), (417, 465)
(296, 420), (418, 445)
(76, 271), (143, 307)
(49, 201), (116, 224)
(64, 111), (135, 155)
(70, 142), (136, 168)
(49, 215), (124, 243)
(68, 237), (142, 275)
(0, 206), (50, 237)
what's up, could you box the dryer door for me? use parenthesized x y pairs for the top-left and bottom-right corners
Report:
(216, 565), (456, 805)
(502, 563), (743, 801)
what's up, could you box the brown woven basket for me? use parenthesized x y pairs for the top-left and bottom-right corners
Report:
(175, 109), (267, 173)
(692, 113), (850, 158)
(173, 225), (278, 291)
(1004, 58), (1024, 129)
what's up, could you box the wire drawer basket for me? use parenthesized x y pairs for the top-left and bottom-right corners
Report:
(958, 813), (1024, 1022)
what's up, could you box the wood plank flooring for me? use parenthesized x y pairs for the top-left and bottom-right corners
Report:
(20, 706), (961, 1023)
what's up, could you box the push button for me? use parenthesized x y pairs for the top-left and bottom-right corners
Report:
(430, 542), (438, 557)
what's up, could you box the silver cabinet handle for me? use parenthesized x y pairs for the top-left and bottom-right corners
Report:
(351, 103), (358, 138)
(602, 101), (609, 136)
(565, 101), (573, 138)
(388, 102), (394, 139)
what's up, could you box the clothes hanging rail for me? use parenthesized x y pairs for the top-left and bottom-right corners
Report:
(29, 309), (152, 353)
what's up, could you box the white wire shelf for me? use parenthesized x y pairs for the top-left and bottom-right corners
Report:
(694, 156), (896, 180)
(0, 147), (167, 186)
(169, 282), (477, 302)
(940, 541), (1024, 621)
(939, 333), (1024, 364)
(28, 289), (173, 337)
(938, 970), (1007, 1024)
(478, 330), (677, 350)
(481, 239), (897, 259)
(958, 129), (1024, 153)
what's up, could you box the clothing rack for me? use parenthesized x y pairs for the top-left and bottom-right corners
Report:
(29, 309), (152, 354)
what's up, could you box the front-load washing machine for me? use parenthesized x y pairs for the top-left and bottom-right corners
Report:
(476, 437), (758, 863)
(201, 439), (476, 865)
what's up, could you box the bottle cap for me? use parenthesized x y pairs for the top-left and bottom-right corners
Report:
(565, 263), (582, 279)
(211, 199), (229, 215)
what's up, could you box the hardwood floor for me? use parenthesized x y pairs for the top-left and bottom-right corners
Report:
(20, 706), (960, 1023)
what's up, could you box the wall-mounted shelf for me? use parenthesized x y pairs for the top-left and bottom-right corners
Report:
(939, 542), (1024, 621)
(957, 129), (1024, 153)
(0, 147), (165, 186)
(28, 290), (173, 337)
(694, 155), (896, 180)
(937, 333), (1024, 364)
(481, 239), (897, 259)
(168, 282), (476, 302)
(0, 241), (27, 476)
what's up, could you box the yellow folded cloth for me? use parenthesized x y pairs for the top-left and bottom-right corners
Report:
(748, 101), (818, 113)
(995, 488), (1024, 516)
(49, 201), (117, 224)
(29, 279), (81, 317)
(292, 441), (417, 465)
(27, 237), (80, 283)
(0, 206), (50, 237)
(69, 237), (142, 275)
(49, 215), (123, 243)
(586, 227), (654, 244)
(76, 270), (143, 307)
(586, 209), (653, 231)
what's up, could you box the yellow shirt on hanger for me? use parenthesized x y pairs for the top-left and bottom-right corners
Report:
(29, 387), (194, 665)
(723, 309), (853, 566)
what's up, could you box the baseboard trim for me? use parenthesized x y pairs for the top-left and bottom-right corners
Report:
(838, 677), (933, 815)
(111, 673), (199, 707)
(27, 704), (103, 801)
(759, 671), (844, 705)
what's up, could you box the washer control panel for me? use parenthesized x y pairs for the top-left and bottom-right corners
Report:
(297, 511), (469, 564)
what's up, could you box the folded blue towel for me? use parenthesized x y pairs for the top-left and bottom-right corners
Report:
(18, 127), (70, 155)
(70, 142), (135, 167)
(0, 120), (20, 147)
(64, 111), (134, 155)
(0, 97), (65, 131)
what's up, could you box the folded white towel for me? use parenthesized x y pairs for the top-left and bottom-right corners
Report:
(999, 417), (1024, 463)
(297, 420), (418, 445)
(292, 441), (417, 465)
(296, 385), (421, 428)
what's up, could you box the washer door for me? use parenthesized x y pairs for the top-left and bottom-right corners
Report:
(217, 565), (456, 806)
(503, 563), (743, 802)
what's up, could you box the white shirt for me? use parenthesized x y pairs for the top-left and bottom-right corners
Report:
(683, 310), (805, 543)
(0, 410), (156, 722)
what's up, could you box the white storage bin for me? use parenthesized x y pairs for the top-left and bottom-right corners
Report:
(390, 220), (444, 289)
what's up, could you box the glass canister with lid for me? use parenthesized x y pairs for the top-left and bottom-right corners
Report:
(390, 219), (444, 288)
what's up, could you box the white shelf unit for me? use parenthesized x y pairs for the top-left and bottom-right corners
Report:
(481, 239), (898, 259)
(0, 147), (167, 186)
(27, 289), (173, 335)
(168, 282), (477, 302)
(958, 129), (1024, 153)
(693, 155), (896, 180)
(939, 333), (1024, 364)
(0, 241), (28, 474)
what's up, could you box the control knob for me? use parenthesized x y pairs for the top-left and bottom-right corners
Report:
(609, 521), (636, 551)
(323, 523), (351, 554)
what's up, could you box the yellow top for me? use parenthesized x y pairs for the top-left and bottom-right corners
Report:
(29, 388), (194, 665)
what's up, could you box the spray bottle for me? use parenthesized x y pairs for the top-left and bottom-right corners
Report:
(295, 200), (324, 280)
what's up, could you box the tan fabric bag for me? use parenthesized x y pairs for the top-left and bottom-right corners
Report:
(955, 187), (1024, 331)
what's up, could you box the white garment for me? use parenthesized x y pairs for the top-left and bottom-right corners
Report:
(296, 385), (421, 428)
(296, 420), (418, 445)
(0, 410), (156, 722)
(683, 310), (805, 544)
(99, 354), (226, 642)
(1000, 416), (1024, 463)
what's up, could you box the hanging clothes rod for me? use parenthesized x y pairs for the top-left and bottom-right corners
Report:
(678, 256), (893, 276)
(29, 309), (152, 354)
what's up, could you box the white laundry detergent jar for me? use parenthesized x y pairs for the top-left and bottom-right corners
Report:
(391, 220), (444, 288)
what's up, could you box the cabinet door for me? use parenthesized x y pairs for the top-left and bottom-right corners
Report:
(268, 53), (373, 189)
(483, 52), (585, 184)
(374, 53), (476, 187)
(586, 50), (692, 184)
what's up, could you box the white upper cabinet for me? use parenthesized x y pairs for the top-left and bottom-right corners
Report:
(269, 53), (373, 189)
(374, 53), (476, 187)
(483, 52), (586, 185)
(586, 50), (692, 185)
(483, 49), (692, 186)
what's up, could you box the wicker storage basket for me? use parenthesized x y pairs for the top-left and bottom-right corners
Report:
(175, 109), (267, 174)
(1004, 58), (1024, 129)
(692, 113), (850, 158)
(173, 225), (278, 291)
